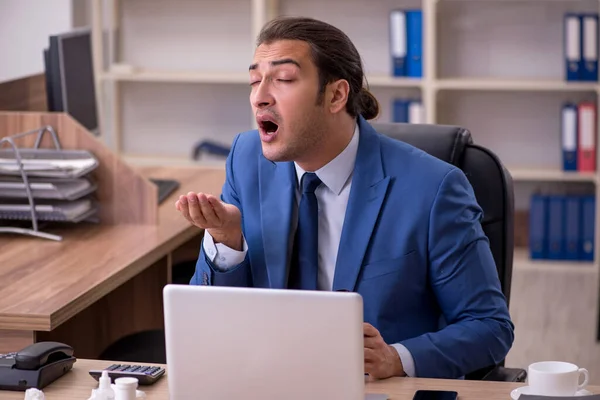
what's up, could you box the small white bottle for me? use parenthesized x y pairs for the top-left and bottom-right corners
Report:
(92, 370), (115, 400)
(24, 388), (45, 400)
(113, 377), (138, 400)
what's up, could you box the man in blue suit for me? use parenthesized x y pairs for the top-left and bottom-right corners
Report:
(176, 16), (514, 380)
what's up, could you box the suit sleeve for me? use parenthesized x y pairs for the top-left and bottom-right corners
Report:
(189, 134), (253, 287)
(399, 168), (515, 378)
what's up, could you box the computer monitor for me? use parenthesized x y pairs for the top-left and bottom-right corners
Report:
(43, 42), (63, 113)
(44, 28), (99, 136)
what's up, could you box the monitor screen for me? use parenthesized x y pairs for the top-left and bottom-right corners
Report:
(57, 28), (99, 135)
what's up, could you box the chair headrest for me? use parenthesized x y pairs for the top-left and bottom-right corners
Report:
(372, 123), (473, 166)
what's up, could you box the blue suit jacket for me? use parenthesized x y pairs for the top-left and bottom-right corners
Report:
(191, 116), (514, 379)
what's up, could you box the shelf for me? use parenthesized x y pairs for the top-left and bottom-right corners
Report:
(514, 248), (596, 273)
(102, 70), (249, 85)
(102, 72), (598, 93)
(366, 76), (423, 88)
(123, 154), (226, 168)
(103, 69), (423, 89)
(508, 167), (597, 183)
(436, 78), (598, 92)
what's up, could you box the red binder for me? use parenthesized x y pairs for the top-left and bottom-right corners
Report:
(577, 102), (597, 172)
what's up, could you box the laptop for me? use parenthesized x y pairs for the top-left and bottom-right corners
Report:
(163, 284), (385, 400)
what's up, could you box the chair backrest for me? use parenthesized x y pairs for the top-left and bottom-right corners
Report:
(372, 122), (515, 379)
(371, 122), (515, 306)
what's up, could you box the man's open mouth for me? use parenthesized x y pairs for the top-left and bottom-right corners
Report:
(259, 120), (279, 134)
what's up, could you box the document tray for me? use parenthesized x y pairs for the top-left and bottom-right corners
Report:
(0, 149), (99, 179)
(0, 199), (97, 223)
(0, 177), (96, 200)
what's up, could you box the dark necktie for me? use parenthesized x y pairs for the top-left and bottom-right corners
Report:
(288, 172), (322, 290)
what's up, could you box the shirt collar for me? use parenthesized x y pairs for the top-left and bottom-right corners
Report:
(294, 122), (359, 196)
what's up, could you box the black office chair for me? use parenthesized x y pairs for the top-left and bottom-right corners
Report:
(371, 122), (525, 382)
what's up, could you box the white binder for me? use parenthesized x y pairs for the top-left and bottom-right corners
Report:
(389, 10), (407, 76)
(408, 101), (424, 124)
(565, 14), (582, 80)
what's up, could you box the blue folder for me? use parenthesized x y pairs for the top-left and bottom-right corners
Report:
(393, 99), (409, 123)
(564, 13), (583, 81)
(406, 10), (422, 78)
(564, 196), (581, 260)
(581, 14), (599, 81)
(529, 194), (548, 260)
(580, 196), (595, 261)
(547, 195), (565, 260)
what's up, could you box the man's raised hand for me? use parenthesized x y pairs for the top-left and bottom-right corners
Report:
(175, 192), (243, 251)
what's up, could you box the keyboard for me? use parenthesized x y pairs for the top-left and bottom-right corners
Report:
(149, 178), (180, 205)
(89, 363), (165, 385)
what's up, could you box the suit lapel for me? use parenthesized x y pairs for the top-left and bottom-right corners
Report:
(332, 118), (390, 291)
(259, 156), (296, 289)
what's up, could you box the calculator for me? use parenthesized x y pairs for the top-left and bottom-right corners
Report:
(89, 364), (165, 385)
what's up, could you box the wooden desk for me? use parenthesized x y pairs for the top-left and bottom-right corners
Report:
(2, 359), (596, 400)
(0, 166), (226, 357)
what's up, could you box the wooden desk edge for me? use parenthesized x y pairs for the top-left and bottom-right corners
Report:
(6, 359), (597, 400)
(0, 166), (222, 332)
(0, 225), (202, 332)
(0, 314), (50, 331)
(49, 225), (202, 330)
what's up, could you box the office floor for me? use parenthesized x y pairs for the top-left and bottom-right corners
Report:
(506, 263), (600, 385)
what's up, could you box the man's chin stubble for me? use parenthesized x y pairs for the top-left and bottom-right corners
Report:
(261, 145), (293, 163)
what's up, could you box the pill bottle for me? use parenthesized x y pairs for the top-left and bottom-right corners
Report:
(113, 377), (138, 400)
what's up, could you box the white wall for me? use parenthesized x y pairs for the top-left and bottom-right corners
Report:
(0, 0), (73, 82)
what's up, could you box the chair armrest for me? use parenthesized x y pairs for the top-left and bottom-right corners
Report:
(482, 366), (527, 382)
(192, 140), (231, 160)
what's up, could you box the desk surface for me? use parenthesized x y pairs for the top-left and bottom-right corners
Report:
(2, 359), (595, 400)
(0, 166), (226, 331)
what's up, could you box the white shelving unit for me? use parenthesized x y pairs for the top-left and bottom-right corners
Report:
(514, 248), (598, 273)
(90, 0), (600, 380)
(89, 0), (600, 171)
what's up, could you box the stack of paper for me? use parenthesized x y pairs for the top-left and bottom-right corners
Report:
(0, 177), (96, 200)
(0, 148), (99, 223)
(0, 199), (97, 223)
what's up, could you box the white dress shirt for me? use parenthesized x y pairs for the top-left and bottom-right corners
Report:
(203, 123), (416, 377)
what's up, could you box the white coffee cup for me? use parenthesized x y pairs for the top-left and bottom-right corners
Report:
(527, 361), (589, 396)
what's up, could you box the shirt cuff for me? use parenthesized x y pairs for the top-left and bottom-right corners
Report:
(203, 229), (248, 270)
(391, 343), (416, 377)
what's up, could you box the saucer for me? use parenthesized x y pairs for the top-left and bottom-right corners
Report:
(511, 385), (593, 399)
